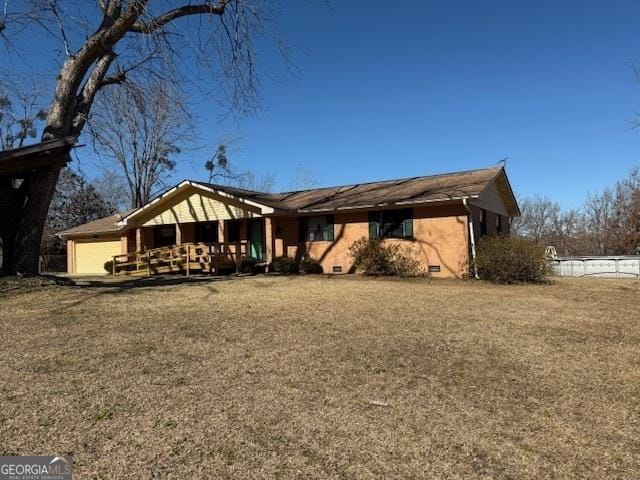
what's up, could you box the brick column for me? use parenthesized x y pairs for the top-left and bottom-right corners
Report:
(264, 217), (274, 265)
(136, 228), (143, 251)
(66, 239), (75, 273)
(218, 221), (225, 244)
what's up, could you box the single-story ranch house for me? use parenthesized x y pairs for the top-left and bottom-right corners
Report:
(58, 166), (519, 277)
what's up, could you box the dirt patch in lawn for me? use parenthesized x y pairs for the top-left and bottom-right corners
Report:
(1, 276), (639, 478)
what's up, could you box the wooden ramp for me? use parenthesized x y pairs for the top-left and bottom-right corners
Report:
(111, 242), (248, 277)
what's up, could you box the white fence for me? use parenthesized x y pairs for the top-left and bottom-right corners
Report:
(549, 256), (640, 278)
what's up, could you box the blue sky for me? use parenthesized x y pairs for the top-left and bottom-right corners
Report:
(186, 0), (640, 207)
(5, 1), (640, 207)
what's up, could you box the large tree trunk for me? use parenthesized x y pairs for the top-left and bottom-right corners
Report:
(0, 178), (19, 275)
(15, 166), (64, 275)
(0, 166), (64, 276)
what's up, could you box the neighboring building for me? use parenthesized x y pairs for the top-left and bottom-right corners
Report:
(58, 166), (519, 277)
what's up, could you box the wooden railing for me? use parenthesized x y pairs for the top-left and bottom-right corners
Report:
(111, 242), (249, 276)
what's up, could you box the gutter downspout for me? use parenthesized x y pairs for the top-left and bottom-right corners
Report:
(463, 198), (479, 279)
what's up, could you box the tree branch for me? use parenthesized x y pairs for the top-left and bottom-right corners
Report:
(72, 50), (117, 134)
(99, 70), (126, 87)
(48, 0), (72, 57)
(128, 2), (228, 33)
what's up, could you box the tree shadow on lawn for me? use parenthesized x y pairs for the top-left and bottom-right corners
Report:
(66, 273), (256, 292)
(38, 274), (252, 314)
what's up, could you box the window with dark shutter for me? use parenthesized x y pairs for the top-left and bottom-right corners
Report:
(480, 209), (487, 237)
(369, 209), (413, 239)
(304, 215), (335, 242)
(326, 215), (335, 241)
(403, 214), (413, 238)
(369, 212), (381, 239)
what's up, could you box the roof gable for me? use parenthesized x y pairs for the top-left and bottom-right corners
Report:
(118, 181), (277, 226)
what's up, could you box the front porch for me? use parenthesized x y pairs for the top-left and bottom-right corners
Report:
(111, 242), (251, 276)
(114, 218), (271, 276)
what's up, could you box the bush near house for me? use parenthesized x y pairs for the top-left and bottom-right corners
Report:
(238, 256), (260, 274)
(103, 260), (114, 274)
(270, 256), (298, 274)
(299, 255), (323, 274)
(475, 235), (548, 284)
(349, 238), (424, 277)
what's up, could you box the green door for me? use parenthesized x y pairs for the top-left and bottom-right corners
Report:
(248, 219), (264, 260)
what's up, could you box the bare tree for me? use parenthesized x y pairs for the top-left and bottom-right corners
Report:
(610, 167), (640, 254)
(512, 196), (587, 255)
(233, 170), (275, 192)
(514, 168), (640, 256)
(41, 167), (116, 270)
(511, 196), (561, 241)
(583, 188), (616, 255)
(204, 140), (276, 192)
(288, 162), (320, 190)
(92, 170), (129, 213)
(47, 168), (116, 233)
(0, 72), (48, 150)
(205, 143), (233, 183)
(0, 0), (278, 274)
(89, 81), (193, 208)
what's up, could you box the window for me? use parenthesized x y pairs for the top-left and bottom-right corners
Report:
(226, 220), (240, 243)
(369, 209), (413, 239)
(153, 226), (176, 248)
(299, 216), (335, 242)
(479, 209), (487, 236)
(496, 214), (502, 235)
(195, 221), (219, 243)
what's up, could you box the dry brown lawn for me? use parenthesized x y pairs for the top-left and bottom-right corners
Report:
(1, 275), (639, 479)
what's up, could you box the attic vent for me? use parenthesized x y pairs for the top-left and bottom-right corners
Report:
(332, 266), (342, 273)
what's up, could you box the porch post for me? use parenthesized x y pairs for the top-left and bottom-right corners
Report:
(218, 221), (225, 244)
(264, 217), (274, 266)
(136, 228), (143, 252)
(175, 223), (182, 245)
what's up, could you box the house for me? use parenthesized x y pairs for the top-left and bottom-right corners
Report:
(57, 166), (519, 277)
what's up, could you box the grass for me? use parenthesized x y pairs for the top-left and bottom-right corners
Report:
(0, 275), (639, 478)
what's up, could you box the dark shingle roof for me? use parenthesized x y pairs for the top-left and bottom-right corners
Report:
(198, 166), (503, 213)
(58, 210), (135, 236)
(59, 166), (508, 236)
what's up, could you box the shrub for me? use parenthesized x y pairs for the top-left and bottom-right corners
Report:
(389, 245), (424, 277)
(300, 255), (323, 274)
(238, 256), (259, 274)
(270, 256), (298, 274)
(474, 235), (548, 284)
(349, 238), (424, 277)
(103, 260), (114, 274)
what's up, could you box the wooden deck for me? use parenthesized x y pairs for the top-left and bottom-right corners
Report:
(111, 242), (250, 276)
